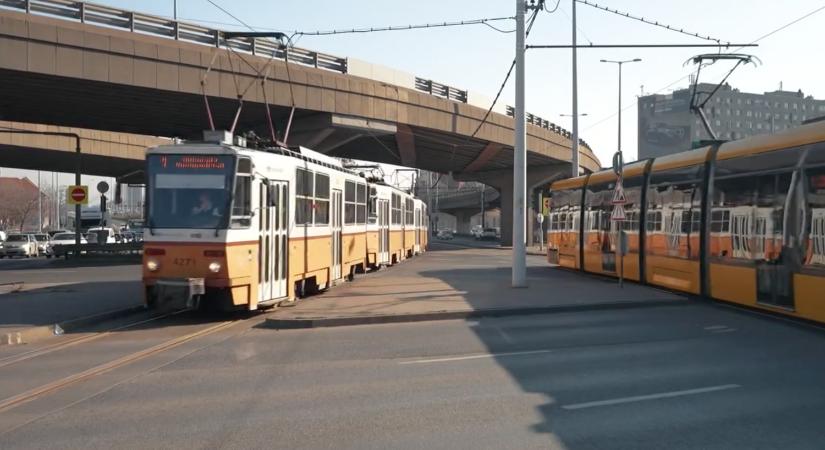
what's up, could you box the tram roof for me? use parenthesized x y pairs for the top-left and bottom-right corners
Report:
(717, 120), (825, 161)
(550, 174), (589, 191)
(650, 145), (714, 172)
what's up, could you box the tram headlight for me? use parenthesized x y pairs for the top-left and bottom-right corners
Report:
(208, 261), (221, 273)
(146, 259), (160, 272)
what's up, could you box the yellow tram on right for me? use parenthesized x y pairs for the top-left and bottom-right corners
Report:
(547, 120), (825, 324)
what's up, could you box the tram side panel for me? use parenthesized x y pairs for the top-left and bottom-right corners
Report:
(644, 158), (709, 295)
(709, 141), (825, 321)
(583, 173), (619, 277)
(547, 177), (587, 269)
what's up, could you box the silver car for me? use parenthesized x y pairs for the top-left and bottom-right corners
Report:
(0, 234), (38, 258)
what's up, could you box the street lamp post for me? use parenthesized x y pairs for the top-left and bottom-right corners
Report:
(600, 58), (641, 156)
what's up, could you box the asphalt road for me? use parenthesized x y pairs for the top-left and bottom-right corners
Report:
(1, 302), (824, 449)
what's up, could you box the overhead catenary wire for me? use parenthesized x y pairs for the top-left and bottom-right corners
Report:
(582, 3), (825, 134)
(576, 0), (730, 45)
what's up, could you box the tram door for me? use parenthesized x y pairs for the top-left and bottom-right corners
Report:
(414, 208), (421, 254)
(259, 181), (289, 303)
(332, 190), (343, 280)
(378, 199), (390, 264)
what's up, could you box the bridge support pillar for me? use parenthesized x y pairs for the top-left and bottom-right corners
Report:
(456, 165), (566, 246)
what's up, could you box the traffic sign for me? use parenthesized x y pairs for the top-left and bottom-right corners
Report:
(612, 151), (624, 176)
(542, 197), (551, 215)
(66, 185), (89, 205)
(97, 181), (109, 194)
(611, 179), (627, 205)
(610, 204), (627, 221)
(537, 213), (544, 224)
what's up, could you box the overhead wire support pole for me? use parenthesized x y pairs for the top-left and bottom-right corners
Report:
(571, 0), (579, 179)
(512, 0), (527, 288)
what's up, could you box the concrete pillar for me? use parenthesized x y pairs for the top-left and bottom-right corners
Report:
(456, 164), (566, 247)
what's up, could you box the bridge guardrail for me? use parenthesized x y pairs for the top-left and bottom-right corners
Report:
(0, 0), (592, 153)
(53, 242), (142, 258)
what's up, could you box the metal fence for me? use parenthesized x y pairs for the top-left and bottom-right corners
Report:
(1, 0), (590, 148)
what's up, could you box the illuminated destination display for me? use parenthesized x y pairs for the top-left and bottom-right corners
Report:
(152, 155), (232, 172)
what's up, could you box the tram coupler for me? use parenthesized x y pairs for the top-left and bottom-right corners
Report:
(154, 278), (205, 311)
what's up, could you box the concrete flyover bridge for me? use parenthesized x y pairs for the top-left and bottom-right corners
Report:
(0, 0), (601, 243)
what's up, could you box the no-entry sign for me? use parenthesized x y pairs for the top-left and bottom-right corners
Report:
(67, 185), (89, 205)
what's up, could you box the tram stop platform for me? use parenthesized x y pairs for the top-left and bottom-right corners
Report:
(0, 257), (143, 346)
(265, 241), (688, 329)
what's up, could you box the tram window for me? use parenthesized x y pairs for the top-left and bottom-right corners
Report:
(391, 193), (402, 225)
(646, 211), (662, 231)
(405, 198), (414, 225)
(805, 165), (825, 267)
(680, 210), (701, 233)
(710, 210), (731, 233)
(356, 184), (367, 224)
(345, 181), (357, 225)
(314, 173), (330, 225)
(295, 168), (313, 225)
(231, 174), (252, 228)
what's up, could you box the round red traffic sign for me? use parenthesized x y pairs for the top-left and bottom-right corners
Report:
(70, 187), (87, 202)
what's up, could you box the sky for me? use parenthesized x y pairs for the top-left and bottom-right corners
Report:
(3, 0), (825, 192)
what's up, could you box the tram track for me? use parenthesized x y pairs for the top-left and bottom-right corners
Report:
(0, 311), (261, 415)
(0, 310), (186, 370)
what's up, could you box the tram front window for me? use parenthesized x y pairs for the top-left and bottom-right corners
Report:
(147, 154), (234, 229)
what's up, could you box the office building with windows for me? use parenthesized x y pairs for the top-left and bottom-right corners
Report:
(638, 83), (825, 159)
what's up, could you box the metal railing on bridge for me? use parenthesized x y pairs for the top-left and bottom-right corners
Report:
(0, 0), (592, 152)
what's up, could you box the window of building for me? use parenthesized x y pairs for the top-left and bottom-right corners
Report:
(725, 98), (731, 104)
(784, 113), (789, 120)
(746, 111), (752, 117)
(774, 101), (779, 108)
(819, 105), (825, 112)
(715, 119), (722, 126)
(803, 115), (807, 121)
(756, 123), (762, 130)
(735, 109), (741, 116)
(747, 121), (752, 129)
(726, 109), (731, 116)
(391, 193), (402, 225)
(747, 99), (752, 105)
(793, 103), (798, 110)
(737, 98), (742, 105)
(735, 121), (741, 128)
(784, 102), (789, 108)
(802, 104), (807, 111)
(792, 114), (798, 121)
(755, 111), (762, 119)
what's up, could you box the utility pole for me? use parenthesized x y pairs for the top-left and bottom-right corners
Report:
(37, 170), (42, 232)
(513, 0), (527, 287)
(571, 0), (579, 178)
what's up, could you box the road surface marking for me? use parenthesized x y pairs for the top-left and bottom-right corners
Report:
(712, 328), (737, 334)
(562, 384), (741, 410)
(400, 349), (552, 365)
(496, 325), (515, 344)
(704, 325), (728, 330)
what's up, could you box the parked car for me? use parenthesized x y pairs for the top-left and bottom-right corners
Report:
(87, 227), (118, 244)
(470, 225), (483, 239)
(33, 233), (51, 256)
(0, 234), (38, 258)
(50, 232), (88, 257)
(436, 229), (454, 240)
(479, 227), (500, 240)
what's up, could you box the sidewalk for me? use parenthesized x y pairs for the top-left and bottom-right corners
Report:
(265, 244), (686, 329)
(0, 259), (143, 345)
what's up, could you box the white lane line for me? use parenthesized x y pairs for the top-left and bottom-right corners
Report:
(399, 349), (552, 365)
(496, 325), (515, 344)
(704, 325), (728, 330)
(562, 384), (741, 410)
(712, 328), (737, 334)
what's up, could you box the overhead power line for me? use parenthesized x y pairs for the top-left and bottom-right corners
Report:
(295, 16), (516, 36)
(582, 3), (825, 134)
(576, 0), (730, 45)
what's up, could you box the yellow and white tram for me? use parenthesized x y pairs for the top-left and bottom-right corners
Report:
(142, 134), (427, 311)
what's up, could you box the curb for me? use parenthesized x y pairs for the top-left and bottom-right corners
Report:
(1, 304), (146, 346)
(263, 298), (687, 329)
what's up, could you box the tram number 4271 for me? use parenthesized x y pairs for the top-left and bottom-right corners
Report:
(173, 257), (195, 267)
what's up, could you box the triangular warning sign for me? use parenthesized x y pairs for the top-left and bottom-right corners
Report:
(611, 204), (627, 221)
(611, 180), (627, 205)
